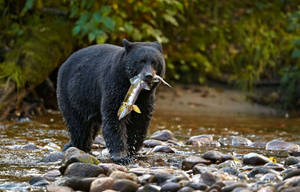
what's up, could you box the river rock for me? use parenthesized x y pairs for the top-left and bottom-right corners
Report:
(41, 151), (64, 162)
(99, 163), (128, 175)
(192, 172), (219, 186)
(160, 182), (181, 192)
(150, 130), (174, 141)
(220, 167), (240, 176)
(182, 155), (211, 170)
(177, 186), (193, 192)
(193, 164), (217, 174)
(139, 184), (161, 192)
(232, 187), (251, 192)
(22, 143), (39, 150)
(285, 156), (300, 166)
(46, 185), (74, 192)
(257, 186), (275, 192)
(243, 153), (271, 165)
(94, 135), (106, 146)
(276, 176), (300, 191)
(260, 173), (282, 183)
(186, 135), (213, 146)
(129, 167), (151, 176)
(60, 147), (100, 174)
(110, 170), (138, 182)
(29, 176), (49, 186)
(264, 162), (285, 172)
(143, 139), (166, 147)
(90, 177), (114, 192)
(231, 136), (252, 146)
(59, 177), (97, 191)
(221, 183), (248, 192)
(43, 170), (61, 181)
(185, 182), (208, 191)
(112, 179), (139, 192)
(64, 162), (104, 177)
(248, 167), (278, 178)
(203, 150), (233, 163)
(283, 169), (300, 180)
(266, 139), (300, 152)
(152, 145), (175, 153)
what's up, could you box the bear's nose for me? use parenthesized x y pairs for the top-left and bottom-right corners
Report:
(144, 73), (153, 83)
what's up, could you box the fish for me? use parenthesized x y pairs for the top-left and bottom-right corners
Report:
(117, 74), (171, 120)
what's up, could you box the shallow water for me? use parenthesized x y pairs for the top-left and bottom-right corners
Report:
(0, 110), (299, 190)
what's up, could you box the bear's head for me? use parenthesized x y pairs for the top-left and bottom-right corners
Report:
(122, 39), (165, 87)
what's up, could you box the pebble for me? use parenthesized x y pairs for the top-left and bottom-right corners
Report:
(203, 150), (233, 163)
(112, 179), (139, 192)
(221, 183), (248, 192)
(99, 163), (128, 175)
(64, 162), (105, 177)
(90, 177), (114, 192)
(243, 153), (271, 165)
(109, 170), (138, 182)
(283, 169), (300, 180)
(160, 182), (181, 192)
(138, 174), (156, 184)
(43, 170), (61, 181)
(150, 130), (174, 141)
(182, 156), (211, 170)
(177, 186), (193, 192)
(186, 135), (213, 146)
(29, 176), (49, 186)
(143, 139), (166, 147)
(152, 145), (175, 153)
(193, 164), (217, 174)
(266, 139), (300, 152)
(263, 162), (285, 172)
(285, 156), (300, 166)
(140, 184), (161, 192)
(61, 177), (97, 191)
(41, 151), (64, 163)
(276, 176), (300, 191)
(231, 136), (252, 146)
(248, 167), (278, 178)
(185, 182), (208, 191)
(260, 173), (282, 183)
(46, 185), (74, 192)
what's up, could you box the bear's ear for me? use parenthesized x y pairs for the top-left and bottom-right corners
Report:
(122, 39), (133, 52)
(152, 41), (163, 53)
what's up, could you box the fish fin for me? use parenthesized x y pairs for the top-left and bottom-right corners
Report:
(132, 105), (141, 113)
(154, 75), (172, 87)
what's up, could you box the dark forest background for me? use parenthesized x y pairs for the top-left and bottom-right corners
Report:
(0, 0), (300, 119)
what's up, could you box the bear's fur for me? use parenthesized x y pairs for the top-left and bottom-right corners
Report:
(57, 39), (165, 163)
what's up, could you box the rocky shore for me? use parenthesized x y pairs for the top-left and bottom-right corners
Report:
(25, 129), (300, 192)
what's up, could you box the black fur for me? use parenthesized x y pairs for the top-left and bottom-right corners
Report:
(57, 39), (165, 164)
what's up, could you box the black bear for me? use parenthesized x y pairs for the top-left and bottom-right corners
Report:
(57, 39), (165, 164)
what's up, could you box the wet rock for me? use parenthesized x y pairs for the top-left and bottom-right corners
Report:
(41, 151), (64, 162)
(90, 177), (114, 192)
(249, 141), (266, 148)
(266, 139), (300, 152)
(0, 182), (31, 191)
(186, 135), (213, 146)
(160, 182), (181, 192)
(203, 150), (233, 163)
(248, 167), (278, 178)
(43, 142), (61, 151)
(243, 153), (271, 165)
(177, 186), (193, 192)
(43, 170), (61, 181)
(22, 143), (38, 150)
(150, 130), (174, 141)
(110, 170), (138, 182)
(192, 172), (219, 186)
(64, 162), (104, 177)
(220, 167), (239, 176)
(129, 167), (150, 176)
(217, 160), (241, 169)
(29, 176), (49, 186)
(182, 156), (210, 170)
(60, 147), (100, 174)
(143, 139), (166, 147)
(112, 179), (139, 192)
(193, 164), (217, 174)
(221, 183), (248, 192)
(47, 185), (74, 192)
(232, 187), (251, 192)
(260, 173), (282, 183)
(276, 176), (300, 191)
(264, 162), (285, 172)
(99, 163), (128, 175)
(231, 136), (252, 146)
(152, 145), (175, 153)
(257, 186), (275, 192)
(138, 174), (156, 184)
(94, 135), (106, 146)
(140, 184), (161, 192)
(185, 182), (208, 191)
(283, 169), (300, 180)
(285, 156), (300, 166)
(60, 177), (97, 191)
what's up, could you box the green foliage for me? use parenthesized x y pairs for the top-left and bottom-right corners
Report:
(1, 0), (300, 110)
